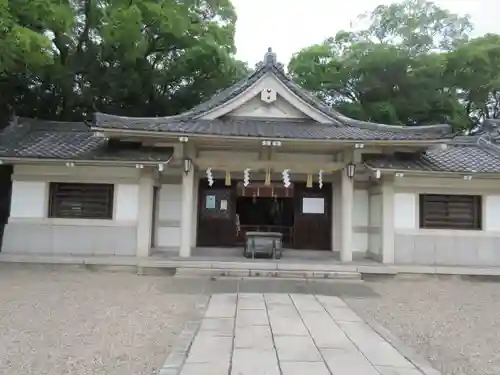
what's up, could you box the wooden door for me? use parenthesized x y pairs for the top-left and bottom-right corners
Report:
(196, 179), (237, 247)
(293, 182), (332, 250)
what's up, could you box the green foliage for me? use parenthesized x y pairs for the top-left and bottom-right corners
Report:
(288, 0), (492, 131)
(0, 0), (248, 122)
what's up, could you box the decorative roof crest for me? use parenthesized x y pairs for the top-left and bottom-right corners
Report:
(255, 47), (284, 72)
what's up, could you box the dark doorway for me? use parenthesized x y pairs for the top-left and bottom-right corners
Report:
(0, 165), (13, 251)
(236, 196), (294, 246)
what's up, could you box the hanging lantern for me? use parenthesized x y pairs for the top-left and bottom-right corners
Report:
(206, 168), (214, 187)
(318, 169), (324, 189)
(264, 168), (271, 186)
(225, 171), (231, 186)
(306, 173), (313, 188)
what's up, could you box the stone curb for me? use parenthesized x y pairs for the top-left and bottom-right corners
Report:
(346, 300), (442, 375)
(157, 299), (209, 375)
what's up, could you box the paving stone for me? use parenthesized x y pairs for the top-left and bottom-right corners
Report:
(186, 336), (232, 363)
(204, 303), (236, 318)
(234, 326), (274, 349)
(324, 306), (363, 322)
(180, 362), (230, 375)
(238, 293), (266, 310)
(199, 318), (234, 336)
(316, 295), (349, 308)
(321, 348), (381, 375)
(232, 348), (279, 364)
(266, 305), (300, 318)
(230, 361), (280, 375)
(280, 361), (331, 375)
(264, 293), (293, 306)
(175, 292), (437, 375)
(358, 342), (415, 368)
(337, 321), (386, 345)
(304, 319), (356, 350)
(290, 294), (325, 312)
(231, 348), (280, 375)
(375, 366), (423, 375)
(274, 335), (322, 362)
(236, 308), (269, 326)
(268, 316), (309, 336)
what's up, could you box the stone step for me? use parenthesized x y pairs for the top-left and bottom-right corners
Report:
(174, 267), (362, 280)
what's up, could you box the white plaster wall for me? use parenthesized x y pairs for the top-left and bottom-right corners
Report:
(10, 181), (46, 218)
(394, 193), (417, 229)
(156, 183), (182, 248)
(352, 189), (368, 252)
(115, 184), (139, 221)
(4, 165), (140, 256)
(228, 95), (308, 119)
(392, 186), (500, 266)
(368, 193), (382, 255)
(485, 195), (500, 231)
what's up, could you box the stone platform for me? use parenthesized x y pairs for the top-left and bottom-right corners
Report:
(160, 293), (435, 375)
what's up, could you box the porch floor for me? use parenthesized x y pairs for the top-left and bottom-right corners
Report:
(152, 247), (375, 264)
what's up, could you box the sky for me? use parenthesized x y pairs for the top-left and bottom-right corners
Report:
(232, 0), (500, 66)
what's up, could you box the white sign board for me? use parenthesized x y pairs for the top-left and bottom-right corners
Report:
(302, 197), (324, 214)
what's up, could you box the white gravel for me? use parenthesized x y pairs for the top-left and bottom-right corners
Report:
(0, 265), (207, 375)
(347, 277), (500, 375)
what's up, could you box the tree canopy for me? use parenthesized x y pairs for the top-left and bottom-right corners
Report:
(288, 0), (500, 131)
(2, 0), (500, 133)
(0, 0), (248, 123)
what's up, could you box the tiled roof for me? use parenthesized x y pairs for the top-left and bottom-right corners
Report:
(364, 136), (500, 173)
(93, 116), (452, 141)
(92, 49), (452, 140)
(0, 118), (173, 162)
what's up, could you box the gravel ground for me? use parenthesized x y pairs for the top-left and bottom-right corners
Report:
(347, 277), (500, 375)
(0, 265), (207, 375)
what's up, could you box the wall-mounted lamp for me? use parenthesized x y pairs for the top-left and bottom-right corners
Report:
(395, 172), (404, 178)
(183, 157), (193, 175)
(375, 169), (381, 179)
(135, 164), (144, 169)
(354, 143), (365, 149)
(158, 164), (164, 172)
(463, 175), (472, 180)
(346, 163), (356, 179)
(65, 162), (75, 168)
(178, 136), (189, 143)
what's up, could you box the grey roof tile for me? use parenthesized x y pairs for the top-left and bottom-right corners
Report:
(92, 50), (453, 139)
(0, 118), (173, 162)
(93, 116), (451, 141)
(364, 136), (500, 173)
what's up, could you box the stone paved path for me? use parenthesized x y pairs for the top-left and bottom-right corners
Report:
(178, 293), (424, 375)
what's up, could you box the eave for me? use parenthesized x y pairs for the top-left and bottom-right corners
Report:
(90, 127), (451, 147)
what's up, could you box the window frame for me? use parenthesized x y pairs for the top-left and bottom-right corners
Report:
(48, 182), (114, 220)
(419, 193), (482, 230)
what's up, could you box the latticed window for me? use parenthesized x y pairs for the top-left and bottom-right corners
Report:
(419, 194), (482, 230)
(49, 183), (114, 219)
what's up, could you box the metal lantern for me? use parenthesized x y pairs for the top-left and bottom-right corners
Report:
(346, 163), (356, 179)
(183, 157), (192, 175)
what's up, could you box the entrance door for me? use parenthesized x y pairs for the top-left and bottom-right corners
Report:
(293, 182), (332, 250)
(196, 179), (236, 247)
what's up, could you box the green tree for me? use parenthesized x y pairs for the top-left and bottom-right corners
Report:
(288, 0), (471, 129)
(445, 34), (500, 126)
(1, 0), (248, 122)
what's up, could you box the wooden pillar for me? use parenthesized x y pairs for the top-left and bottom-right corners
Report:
(180, 167), (195, 257)
(137, 169), (154, 257)
(340, 169), (353, 262)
